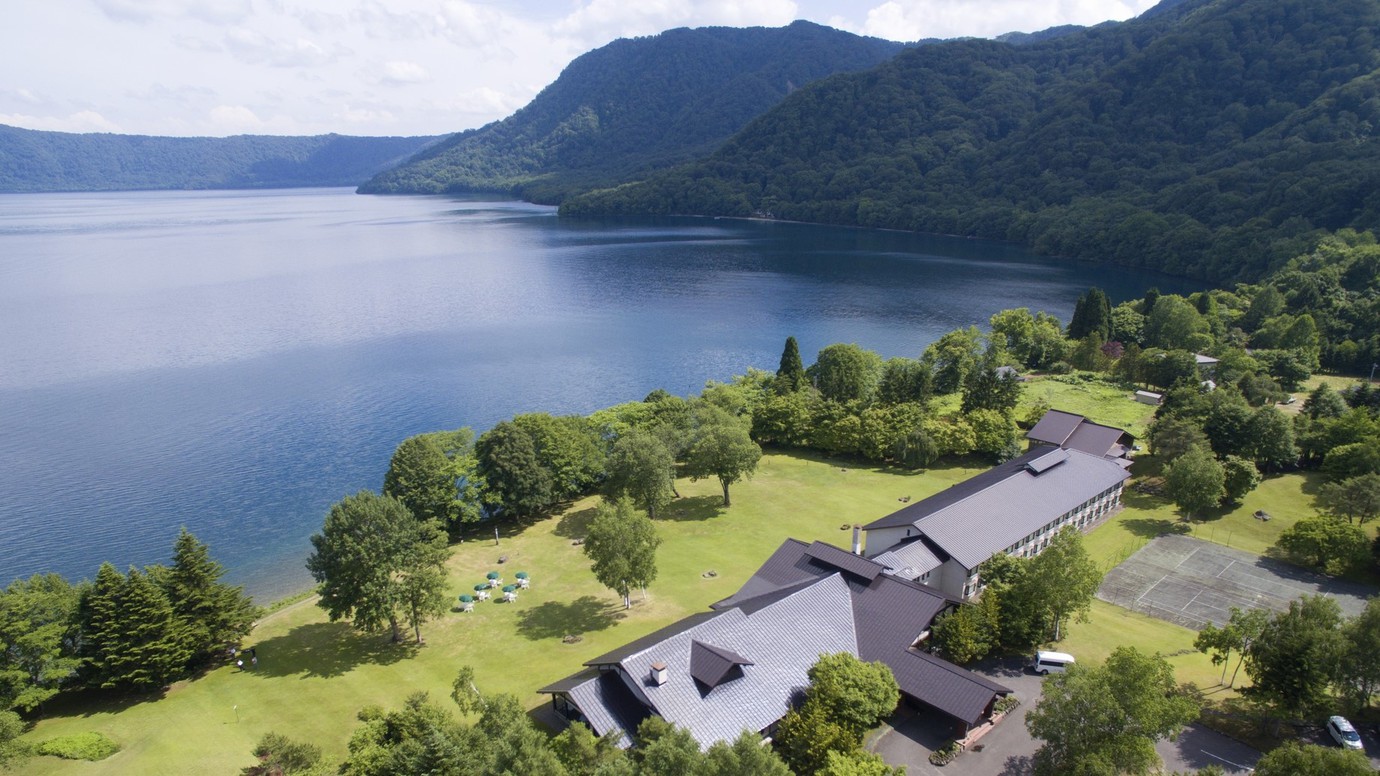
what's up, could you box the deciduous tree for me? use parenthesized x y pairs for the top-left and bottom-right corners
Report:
(583, 498), (661, 609)
(0, 573), (82, 711)
(1338, 597), (1380, 713)
(476, 421), (555, 518)
(1164, 446), (1226, 518)
(1276, 516), (1369, 574)
(1318, 473), (1380, 524)
(604, 429), (676, 519)
(306, 491), (450, 643)
(685, 417), (762, 507)
(1252, 741), (1371, 776)
(1220, 456), (1261, 505)
(1024, 527), (1101, 641)
(1026, 647), (1199, 776)
(1245, 595), (1345, 719)
(808, 343), (883, 403)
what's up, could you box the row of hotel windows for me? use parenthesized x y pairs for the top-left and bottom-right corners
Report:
(965, 485), (1123, 598)
(1002, 484), (1123, 560)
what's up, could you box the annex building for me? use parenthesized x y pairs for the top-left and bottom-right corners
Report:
(863, 410), (1132, 599)
(540, 539), (1011, 749)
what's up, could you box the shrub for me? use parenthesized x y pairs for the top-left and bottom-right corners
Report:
(993, 695), (1020, 716)
(34, 731), (120, 761)
(928, 740), (962, 766)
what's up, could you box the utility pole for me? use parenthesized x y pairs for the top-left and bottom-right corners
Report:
(1370, 362), (1377, 383)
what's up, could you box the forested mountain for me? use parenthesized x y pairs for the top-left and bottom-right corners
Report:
(0, 125), (440, 192)
(563, 0), (1380, 283)
(359, 21), (904, 202)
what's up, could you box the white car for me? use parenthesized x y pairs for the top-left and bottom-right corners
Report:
(1328, 715), (1364, 750)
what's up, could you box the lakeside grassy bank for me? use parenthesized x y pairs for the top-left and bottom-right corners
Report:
(18, 374), (1369, 772)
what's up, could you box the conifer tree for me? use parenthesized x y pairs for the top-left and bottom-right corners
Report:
(1067, 287), (1112, 340)
(775, 336), (807, 393)
(163, 528), (259, 665)
(109, 568), (191, 689)
(78, 563), (125, 689)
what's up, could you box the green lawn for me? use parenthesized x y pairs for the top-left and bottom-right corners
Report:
(18, 452), (983, 775)
(1019, 373), (1159, 438)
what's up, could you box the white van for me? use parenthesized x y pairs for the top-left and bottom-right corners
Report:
(1032, 651), (1075, 675)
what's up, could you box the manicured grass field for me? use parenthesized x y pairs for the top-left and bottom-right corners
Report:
(1019, 374), (1159, 438)
(18, 452), (984, 775)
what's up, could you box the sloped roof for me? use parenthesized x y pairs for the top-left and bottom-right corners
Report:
(690, 640), (754, 689)
(550, 541), (1011, 747)
(872, 538), (944, 578)
(804, 540), (887, 581)
(563, 670), (651, 748)
(617, 574), (859, 749)
(1027, 409), (1084, 446)
(1027, 408), (1128, 458)
(865, 447), (1130, 570)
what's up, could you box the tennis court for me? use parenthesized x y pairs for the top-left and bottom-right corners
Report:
(1098, 534), (1373, 630)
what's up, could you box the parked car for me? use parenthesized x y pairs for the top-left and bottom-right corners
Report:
(1032, 650), (1075, 675)
(1328, 715), (1364, 750)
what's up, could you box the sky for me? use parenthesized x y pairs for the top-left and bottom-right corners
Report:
(2, 0), (1161, 138)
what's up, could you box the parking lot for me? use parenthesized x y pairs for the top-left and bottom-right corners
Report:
(869, 655), (1262, 775)
(1098, 534), (1372, 630)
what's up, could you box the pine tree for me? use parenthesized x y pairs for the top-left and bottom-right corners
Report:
(1068, 288), (1112, 340)
(775, 336), (807, 393)
(163, 528), (259, 665)
(108, 569), (190, 690)
(78, 563), (125, 689)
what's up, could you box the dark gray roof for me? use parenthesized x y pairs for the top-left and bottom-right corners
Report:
(863, 449), (1053, 531)
(564, 670), (651, 748)
(1027, 409), (1084, 446)
(804, 540), (887, 581)
(558, 539), (1010, 748)
(866, 448), (1130, 570)
(690, 640), (754, 689)
(1026, 409), (1128, 458)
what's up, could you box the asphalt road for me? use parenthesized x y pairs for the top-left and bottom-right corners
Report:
(868, 655), (1266, 775)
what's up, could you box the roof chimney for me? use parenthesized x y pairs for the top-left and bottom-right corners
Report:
(650, 662), (668, 686)
(852, 524), (862, 555)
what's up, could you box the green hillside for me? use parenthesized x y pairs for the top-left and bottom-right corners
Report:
(359, 21), (904, 202)
(562, 0), (1380, 283)
(0, 126), (441, 192)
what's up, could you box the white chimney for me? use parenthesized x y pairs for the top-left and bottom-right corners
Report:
(650, 662), (668, 686)
(852, 525), (863, 555)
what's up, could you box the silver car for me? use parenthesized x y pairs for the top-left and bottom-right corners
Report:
(1328, 715), (1364, 750)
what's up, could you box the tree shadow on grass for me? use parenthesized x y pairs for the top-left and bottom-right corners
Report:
(554, 506), (599, 539)
(658, 495), (723, 522)
(42, 685), (168, 719)
(246, 621), (418, 679)
(1121, 516), (1189, 539)
(515, 595), (626, 641)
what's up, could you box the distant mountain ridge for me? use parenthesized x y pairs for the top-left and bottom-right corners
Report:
(359, 21), (905, 202)
(562, 0), (1380, 283)
(0, 125), (441, 192)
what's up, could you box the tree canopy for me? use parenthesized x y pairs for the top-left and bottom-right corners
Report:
(306, 491), (450, 643)
(583, 498), (662, 609)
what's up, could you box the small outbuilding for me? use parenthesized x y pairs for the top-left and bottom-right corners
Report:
(1134, 390), (1163, 405)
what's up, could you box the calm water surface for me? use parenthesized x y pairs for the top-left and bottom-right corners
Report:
(0, 188), (1200, 600)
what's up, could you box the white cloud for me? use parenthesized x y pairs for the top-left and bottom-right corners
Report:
(89, 0), (252, 25)
(208, 104), (264, 131)
(845, 0), (1159, 41)
(339, 106), (398, 125)
(0, 110), (121, 133)
(436, 86), (530, 117)
(556, 0), (799, 42)
(380, 61), (431, 85)
(222, 28), (337, 68)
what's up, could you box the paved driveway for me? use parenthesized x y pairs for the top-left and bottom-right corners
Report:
(869, 655), (1263, 775)
(869, 656), (1040, 776)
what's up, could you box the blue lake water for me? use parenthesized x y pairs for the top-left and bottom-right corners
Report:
(0, 188), (1201, 601)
